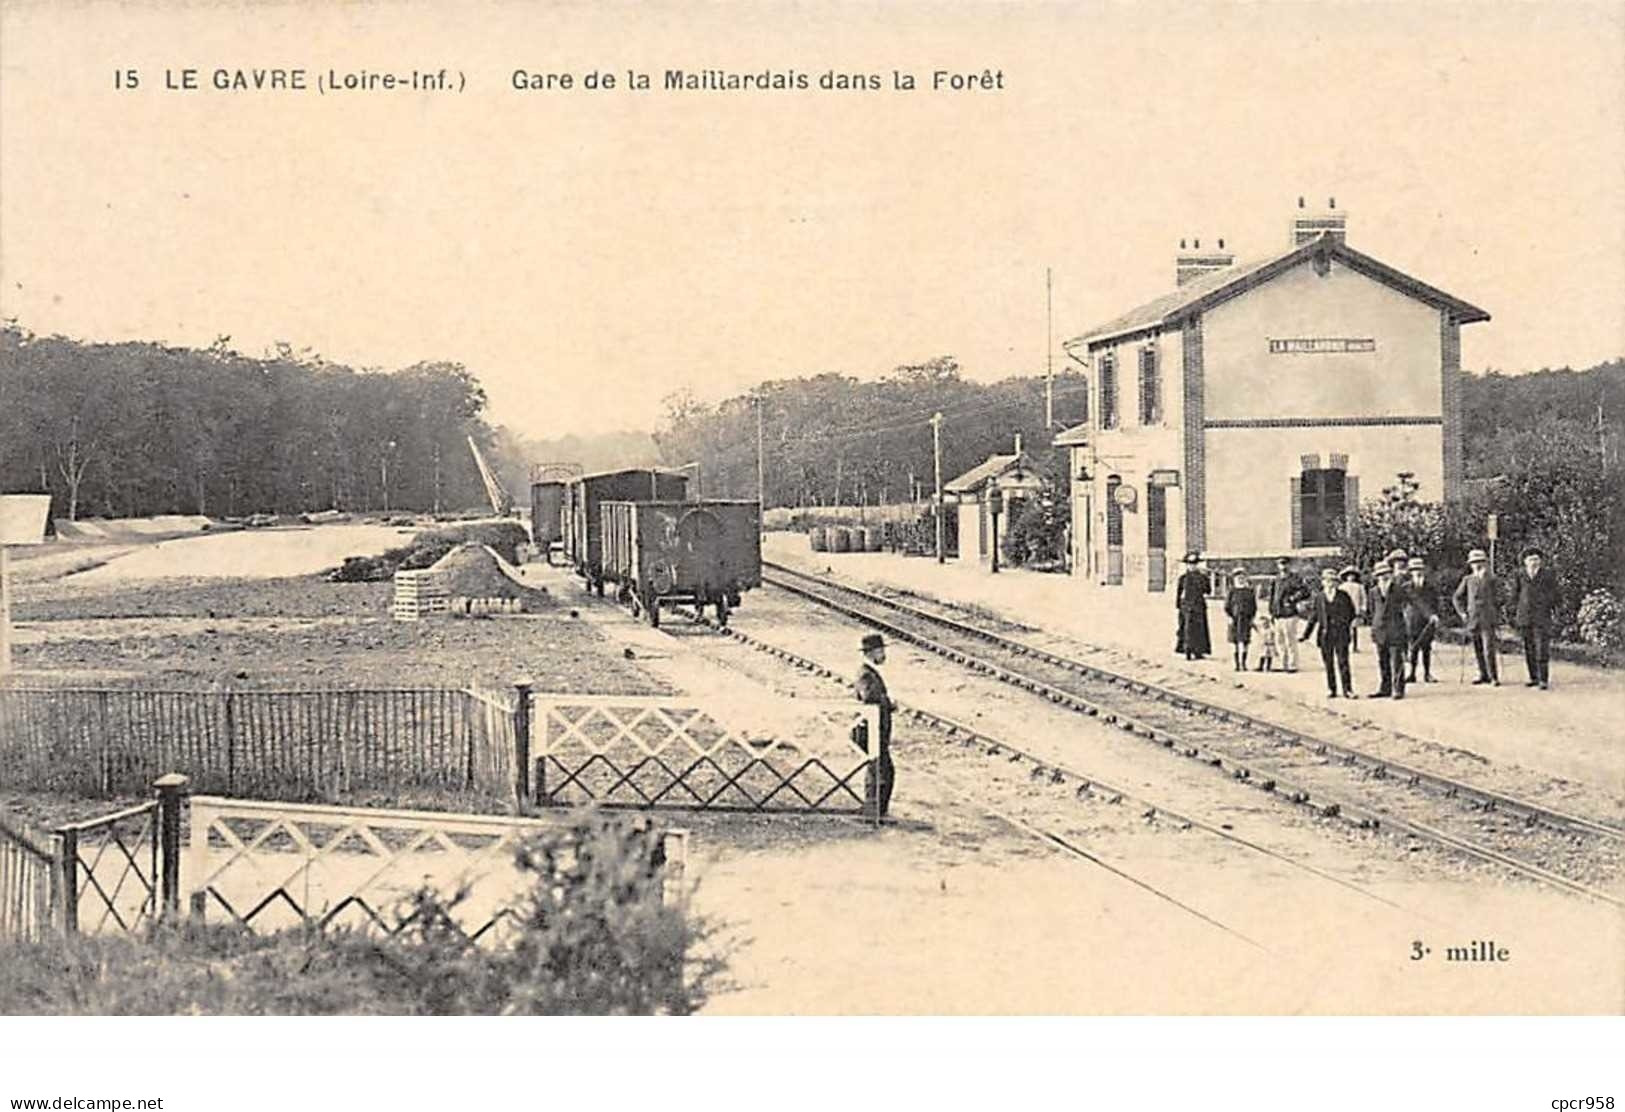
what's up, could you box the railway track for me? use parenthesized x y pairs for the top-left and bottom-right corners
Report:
(756, 560), (1624, 906)
(666, 603), (1426, 955)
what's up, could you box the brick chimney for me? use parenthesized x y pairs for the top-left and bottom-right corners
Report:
(1175, 236), (1235, 286)
(1291, 195), (1347, 246)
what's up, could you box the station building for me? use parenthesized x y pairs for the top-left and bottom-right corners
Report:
(1057, 201), (1489, 592)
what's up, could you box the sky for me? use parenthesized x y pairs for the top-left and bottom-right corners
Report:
(2, 0), (1622, 439)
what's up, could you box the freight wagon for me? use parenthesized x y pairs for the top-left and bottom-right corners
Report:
(601, 500), (762, 627)
(529, 480), (566, 561)
(562, 468), (690, 594)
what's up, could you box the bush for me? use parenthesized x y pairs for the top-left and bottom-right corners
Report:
(1577, 589), (1625, 651)
(326, 519), (530, 582)
(0, 812), (727, 1015)
(1000, 493), (1068, 569)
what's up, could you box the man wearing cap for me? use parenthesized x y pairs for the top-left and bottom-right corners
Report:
(854, 632), (898, 817)
(1268, 556), (1309, 672)
(1301, 567), (1357, 697)
(1367, 560), (1412, 698)
(1404, 556), (1441, 683)
(1509, 546), (1560, 690)
(1174, 552), (1213, 662)
(1452, 549), (1501, 685)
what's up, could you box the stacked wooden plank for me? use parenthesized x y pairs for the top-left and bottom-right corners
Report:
(392, 568), (448, 621)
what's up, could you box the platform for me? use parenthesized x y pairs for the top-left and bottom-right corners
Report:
(766, 533), (1625, 809)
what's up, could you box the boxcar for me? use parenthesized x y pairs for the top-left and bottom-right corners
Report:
(563, 468), (689, 593)
(529, 480), (566, 559)
(600, 500), (762, 627)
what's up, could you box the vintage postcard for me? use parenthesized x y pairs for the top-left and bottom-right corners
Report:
(1, 0), (1621, 1074)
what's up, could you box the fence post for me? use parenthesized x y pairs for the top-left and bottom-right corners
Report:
(512, 678), (533, 811)
(53, 828), (78, 936)
(153, 773), (189, 919)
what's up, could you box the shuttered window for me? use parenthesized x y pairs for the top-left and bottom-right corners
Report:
(1138, 346), (1161, 425)
(1099, 352), (1119, 429)
(1299, 468), (1347, 545)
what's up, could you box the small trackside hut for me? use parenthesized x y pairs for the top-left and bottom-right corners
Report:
(562, 467), (689, 594)
(601, 500), (762, 627)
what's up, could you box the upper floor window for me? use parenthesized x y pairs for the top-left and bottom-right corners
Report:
(1098, 352), (1119, 430)
(1300, 468), (1347, 546)
(1138, 346), (1161, 425)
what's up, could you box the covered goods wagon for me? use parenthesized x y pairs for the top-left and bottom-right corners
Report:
(600, 500), (762, 627)
(529, 480), (566, 559)
(563, 468), (689, 593)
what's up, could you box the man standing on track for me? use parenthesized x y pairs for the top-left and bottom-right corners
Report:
(1367, 562), (1412, 699)
(1301, 567), (1356, 698)
(1452, 548), (1501, 686)
(854, 631), (897, 819)
(1268, 556), (1308, 672)
(1509, 546), (1559, 690)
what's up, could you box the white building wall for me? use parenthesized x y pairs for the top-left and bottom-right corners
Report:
(1202, 259), (1444, 420)
(1078, 327), (1188, 585)
(1203, 424), (1444, 556)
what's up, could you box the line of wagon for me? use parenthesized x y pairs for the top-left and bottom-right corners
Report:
(531, 467), (762, 628)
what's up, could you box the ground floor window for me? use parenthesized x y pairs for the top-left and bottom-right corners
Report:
(1299, 467), (1347, 545)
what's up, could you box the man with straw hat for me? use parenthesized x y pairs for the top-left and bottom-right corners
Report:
(1452, 548), (1501, 685)
(1510, 545), (1560, 690)
(1301, 566), (1357, 698)
(1367, 561), (1412, 699)
(1404, 556), (1441, 683)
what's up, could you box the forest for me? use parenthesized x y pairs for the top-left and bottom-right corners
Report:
(0, 324), (500, 520)
(2, 319), (1617, 558)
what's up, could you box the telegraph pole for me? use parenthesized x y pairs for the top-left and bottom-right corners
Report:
(1044, 266), (1054, 431)
(755, 396), (766, 529)
(931, 412), (944, 563)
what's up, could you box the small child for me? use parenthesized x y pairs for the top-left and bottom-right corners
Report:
(1253, 610), (1276, 671)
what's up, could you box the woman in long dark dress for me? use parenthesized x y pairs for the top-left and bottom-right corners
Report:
(1174, 552), (1212, 661)
(1224, 571), (1258, 671)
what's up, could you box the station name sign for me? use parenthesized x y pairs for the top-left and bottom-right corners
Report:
(1268, 338), (1376, 354)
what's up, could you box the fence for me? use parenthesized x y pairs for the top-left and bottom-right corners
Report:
(534, 695), (879, 814)
(185, 794), (689, 944)
(0, 775), (185, 941)
(0, 684), (526, 808)
(0, 814), (56, 942)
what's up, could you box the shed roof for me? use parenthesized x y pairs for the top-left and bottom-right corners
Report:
(1064, 235), (1491, 351)
(944, 453), (1035, 494)
(1053, 422), (1091, 448)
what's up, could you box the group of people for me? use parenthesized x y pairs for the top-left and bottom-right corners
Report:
(1174, 545), (1562, 700)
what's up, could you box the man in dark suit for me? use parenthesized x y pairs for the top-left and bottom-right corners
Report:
(1301, 567), (1357, 697)
(854, 631), (897, 818)
(1452, 547), (1501, 685)
(1509, 546), (1560, 689)
(1367, 562), (1412, 699)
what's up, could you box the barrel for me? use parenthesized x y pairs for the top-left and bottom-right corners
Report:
(864, 527), (883, 552)
(831, 527), (852, 553)
(809, 526), (828, 552)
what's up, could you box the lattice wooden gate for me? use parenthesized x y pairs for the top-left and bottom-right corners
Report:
(185, 795), (688, 944)
(533, 694), (878, 814)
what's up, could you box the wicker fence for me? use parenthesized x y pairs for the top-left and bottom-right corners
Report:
(0, 684), (525, 808)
